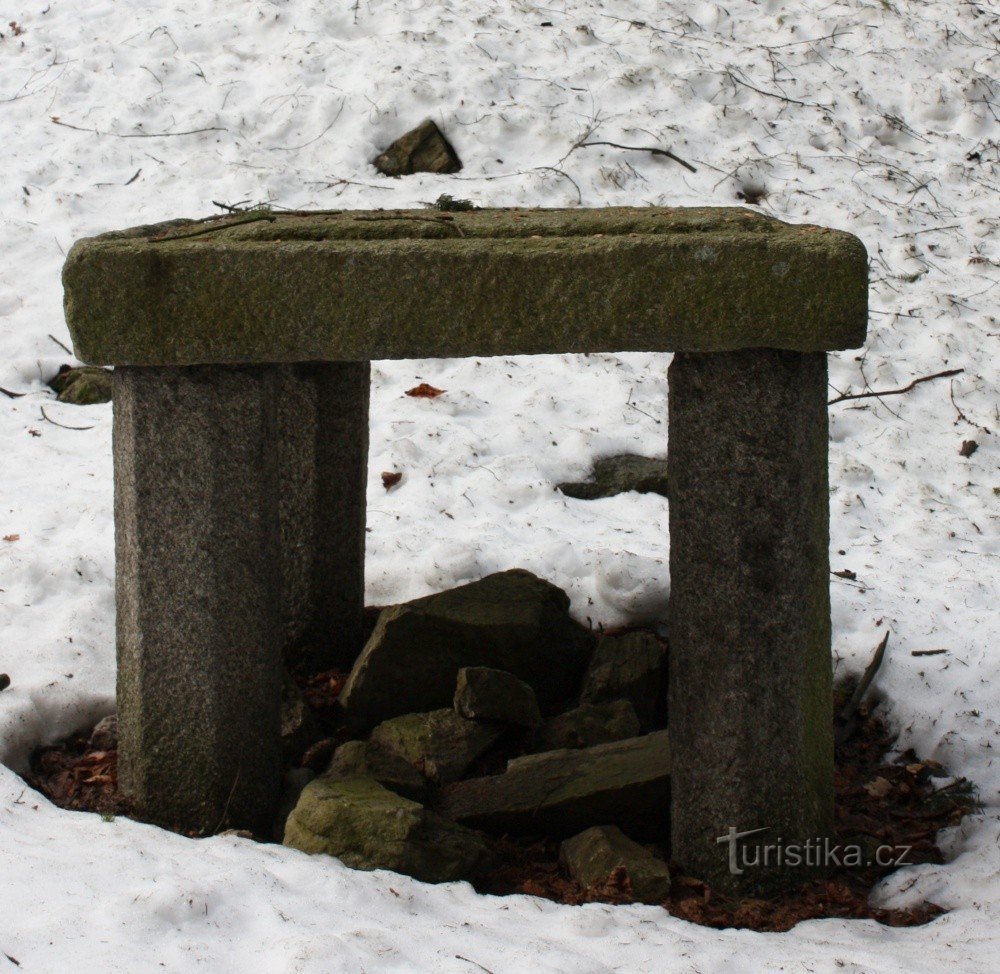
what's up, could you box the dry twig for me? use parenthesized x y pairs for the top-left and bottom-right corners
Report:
(51, 118), (226, 138)
(40, 406), (94, 431)
(576, 140), (697, 173)
(828, 369), (963, 405)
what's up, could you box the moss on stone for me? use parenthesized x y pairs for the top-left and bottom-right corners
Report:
(283, 776), (491, 883)
(49, 365), (113, 404)
(62, 207), (868, 365)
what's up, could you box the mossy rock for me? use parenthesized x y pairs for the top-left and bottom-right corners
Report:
(48, 366), (112, 405)
(283, 776), (491, 884)
(369, 709), (503, 786)
(63, 208), (869, 367)
(560, 825), (671, 904)
(533, 700), (640, 752)
(372, 119), (462, 177)
(324, 739), (428, 803)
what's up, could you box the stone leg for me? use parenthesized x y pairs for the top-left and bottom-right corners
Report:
(275, 362), (371, 670)
(667, 349), (834, 892)
(114, 363), (369, 834)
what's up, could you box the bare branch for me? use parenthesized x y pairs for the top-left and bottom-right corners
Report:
(576, 141), (697, 173)
(828, 369), (963, 405)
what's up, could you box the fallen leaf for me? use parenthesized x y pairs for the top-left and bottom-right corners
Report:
(833, 568), (857, 580)
(865, 776), (892, 799)
(2, 534), (19, 542)
(959, 440), (978, 457)
(382, 471), (403, 490)
(405, 383), (445, 398)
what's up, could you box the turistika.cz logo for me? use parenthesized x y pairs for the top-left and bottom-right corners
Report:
(715, 827), (913, 876)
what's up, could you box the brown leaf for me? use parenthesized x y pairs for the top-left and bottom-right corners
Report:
(405, 383), (445, 398)
(865, 776), (893, 799)
(382, 471), (403, 490)
(959, 440), (978, 457)
(2, 534), (19, 543)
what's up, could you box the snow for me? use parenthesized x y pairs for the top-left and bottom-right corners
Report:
(0, 0), (998, 970)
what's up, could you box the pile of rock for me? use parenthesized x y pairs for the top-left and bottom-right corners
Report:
(281, 570), (672, 900)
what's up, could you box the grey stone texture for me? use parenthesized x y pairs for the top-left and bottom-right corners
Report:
(557, 454), (669, 500)
(338, 570), (594, 733)
(667, 349), (835, 892)
(560, 825), (672, 904)
(579, 631), (667, 732)
(67, 206), (862, 875)
(114, 362), (369, 834)
(533, 700), (641, 752)
(63, 208), (868, 366)
(114, 365), (283, 834)
(436, 731), (671, 841)
(274, 362), (369, 669)
(454, 666), (542, 728)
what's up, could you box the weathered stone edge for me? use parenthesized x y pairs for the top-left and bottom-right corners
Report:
(64, 231), (868, 364)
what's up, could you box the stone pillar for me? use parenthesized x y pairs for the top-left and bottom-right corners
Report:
(275, 363), (370, 670)
(114, 362), (370, 834)
(667, 349), (834, 892)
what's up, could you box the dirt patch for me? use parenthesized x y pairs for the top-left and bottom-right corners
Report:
(23, 663), (977, 932)
(475, 698), (975, 930)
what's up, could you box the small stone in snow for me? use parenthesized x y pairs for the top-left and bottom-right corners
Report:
(372, 119), (462, 177)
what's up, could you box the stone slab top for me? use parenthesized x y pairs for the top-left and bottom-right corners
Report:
(63, 207), (868, 365)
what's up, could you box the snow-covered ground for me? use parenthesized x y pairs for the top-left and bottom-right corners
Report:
(1, 0), (997, 970)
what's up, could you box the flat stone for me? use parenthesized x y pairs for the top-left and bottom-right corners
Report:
(580, 632), (667, 732)
(369, 710), (503, 786)
(560, 825), (672, 904)
(533, 700), (640, 751)
(339, 570), (594, 732)
(454, 667), (542, 729)
(283, 776), (491, 884)
(435, 731), (670, 841)
(372, 119), (462, 177)
(324, 739), (429, 803)
(63, 208), (868, 366)
(558, 455), (669, 500)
